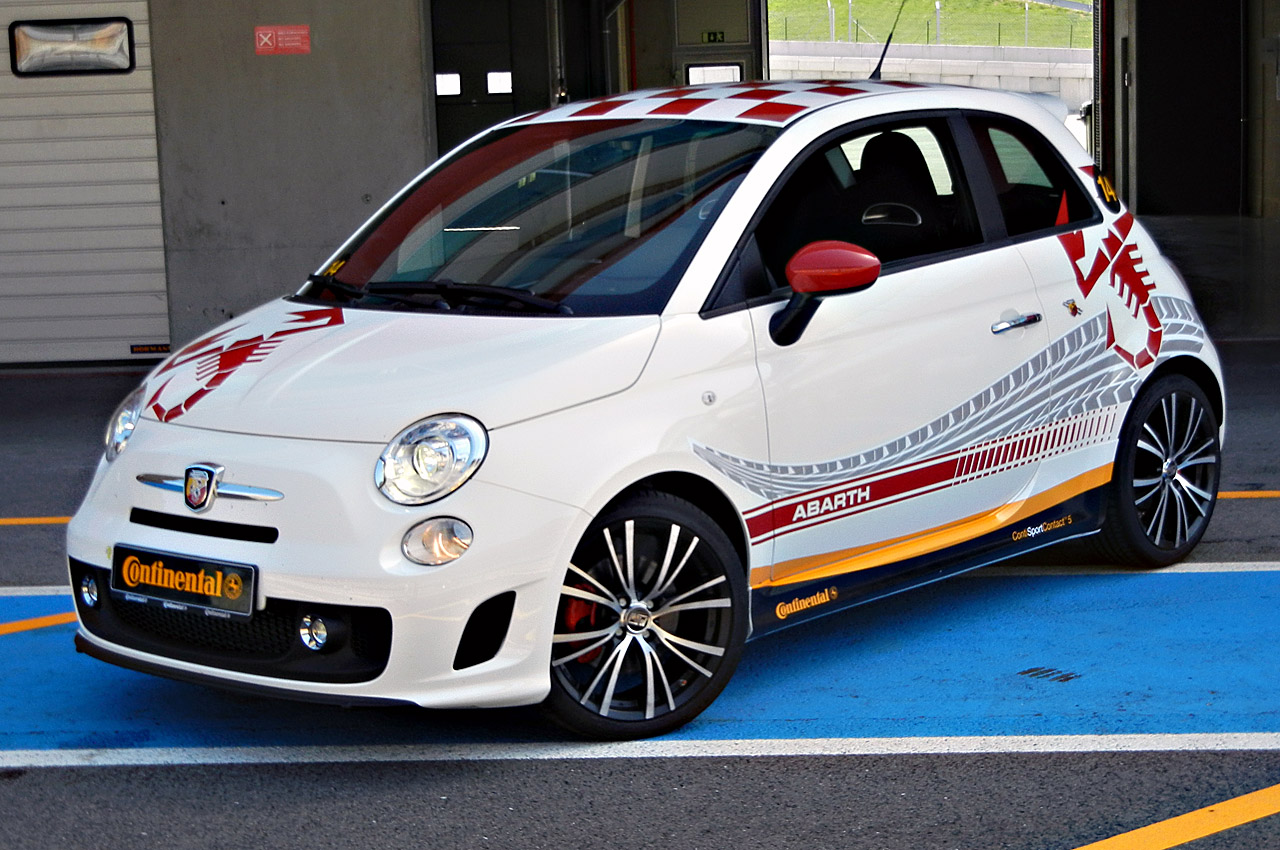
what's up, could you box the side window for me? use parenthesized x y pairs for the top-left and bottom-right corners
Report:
(969, 116), (1095, 237)
(755, 118), (982, 286)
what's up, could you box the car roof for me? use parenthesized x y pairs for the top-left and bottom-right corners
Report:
(508, 80), (970, 128)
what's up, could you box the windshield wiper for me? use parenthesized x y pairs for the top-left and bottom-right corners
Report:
(366, 280), (573, 315)
(304, 274), (455, 311)
(304, 273), (364, 302)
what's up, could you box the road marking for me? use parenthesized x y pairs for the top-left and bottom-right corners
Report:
(0, 611), (76, 636)
(1071, 781), (1280, 850)
(0, 586), (68, 596)
(1219, 490), (1280, 499)
(975, 560), (1280, 577)
(2, 733), (1279, 769)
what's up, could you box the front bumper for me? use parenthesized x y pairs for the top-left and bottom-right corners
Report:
(67, 418), (590, 709)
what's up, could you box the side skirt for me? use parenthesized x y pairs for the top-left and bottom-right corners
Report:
(748, 486), (1105, 637)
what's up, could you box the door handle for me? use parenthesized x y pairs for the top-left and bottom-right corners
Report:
(991, 313), (1042, 334)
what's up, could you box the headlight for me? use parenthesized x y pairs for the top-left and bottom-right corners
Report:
(104, 385), (146, 462)
(375, 415), (487, 505)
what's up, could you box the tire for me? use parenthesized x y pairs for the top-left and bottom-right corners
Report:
(544, 491), (748, 739)
(1096, 374), (1221, 567)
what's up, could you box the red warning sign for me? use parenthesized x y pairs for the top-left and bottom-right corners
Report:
(255, 25), (311, 55)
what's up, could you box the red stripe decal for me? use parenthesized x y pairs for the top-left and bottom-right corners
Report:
(571, 99), (629, 117)
(738, 102), (808, 122)
(648, 98), (715, 115)
(729, 88), (787, 101)
(738, 410), (1123, 544)
(808, 85), (867, 97)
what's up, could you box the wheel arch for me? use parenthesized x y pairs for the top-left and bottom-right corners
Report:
(596, 472), (751, 577)
(1144, 355), (1224, 429)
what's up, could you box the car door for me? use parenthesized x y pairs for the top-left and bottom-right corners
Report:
(742, 114), (1054, 606)
(964, 113), (1137, 501)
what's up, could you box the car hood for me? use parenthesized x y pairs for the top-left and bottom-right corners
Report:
(139, 299), (661, 442)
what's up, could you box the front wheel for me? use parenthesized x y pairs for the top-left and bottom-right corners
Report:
(1097, 374), (1221, 567)
(544, 491), (748, 739)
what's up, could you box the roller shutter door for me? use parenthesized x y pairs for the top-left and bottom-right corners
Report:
(0, 0), (168, 363)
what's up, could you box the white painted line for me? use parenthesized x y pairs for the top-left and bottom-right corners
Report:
(3, 733), (1280, 769)
(0, 586), (69, 597)
(972, 561), (1280, 577)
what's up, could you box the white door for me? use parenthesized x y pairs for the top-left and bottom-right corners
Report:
(743, 116), (1055, 589)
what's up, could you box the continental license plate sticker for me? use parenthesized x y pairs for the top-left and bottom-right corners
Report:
(111, 545), (256, 619)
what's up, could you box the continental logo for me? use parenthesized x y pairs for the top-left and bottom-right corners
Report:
(776, 586), (838, 621)
(1012, 515), (1073, 542)
(120, 555), (243, 600)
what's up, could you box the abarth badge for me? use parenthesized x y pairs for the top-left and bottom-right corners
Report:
(184, 463), (224, 513)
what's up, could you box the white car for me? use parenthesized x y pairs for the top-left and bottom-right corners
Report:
(68, 80), (1224, 739)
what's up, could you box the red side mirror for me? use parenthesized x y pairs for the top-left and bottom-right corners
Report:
(785, 241), (881, 295)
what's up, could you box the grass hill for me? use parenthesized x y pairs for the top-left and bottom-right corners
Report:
(768, 0), (1092, 48)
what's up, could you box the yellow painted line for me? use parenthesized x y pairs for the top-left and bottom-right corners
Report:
(0, 516), (71, 526)
(0, 611), (77, 636)
(1071, 782), (1280, 850)
(1220, 490), (1280, 499)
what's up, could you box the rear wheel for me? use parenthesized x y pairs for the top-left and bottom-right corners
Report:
(544, 491), (747, 739)
(1097, 375), (1221, 567)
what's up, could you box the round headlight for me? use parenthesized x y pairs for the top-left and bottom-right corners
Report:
(375, 415), (487, 505)
(104, 385), (146, 462)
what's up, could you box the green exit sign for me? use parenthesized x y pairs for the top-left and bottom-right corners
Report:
(702, 31), (725, 43)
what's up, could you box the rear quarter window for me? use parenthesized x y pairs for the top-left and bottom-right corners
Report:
(969, 115), (1095, 237)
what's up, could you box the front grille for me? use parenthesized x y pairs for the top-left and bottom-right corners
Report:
(130, 507), (279, 543)
(113, 597), (295, 656)
(71, 559), (392, 684)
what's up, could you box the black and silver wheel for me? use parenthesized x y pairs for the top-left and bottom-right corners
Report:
(1099, 374), (1221, 567)
(545, 491), (747, 739)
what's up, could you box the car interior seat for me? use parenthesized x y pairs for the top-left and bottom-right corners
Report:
(851, 131), (946, 262)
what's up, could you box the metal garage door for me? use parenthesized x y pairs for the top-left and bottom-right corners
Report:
(0, 0), (167, 363)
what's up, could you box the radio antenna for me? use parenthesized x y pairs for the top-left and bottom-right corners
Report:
(870, 0), (910, 81)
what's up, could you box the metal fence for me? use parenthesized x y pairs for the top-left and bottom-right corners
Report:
(770, 3), (1093, 49)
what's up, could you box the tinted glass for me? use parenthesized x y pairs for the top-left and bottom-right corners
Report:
(969, 115), (1095, 237)
(756, 118), (981, 280)
(313, 119), (779, 316)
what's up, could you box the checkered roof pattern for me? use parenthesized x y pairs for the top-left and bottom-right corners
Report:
(512, 80), (929, 127)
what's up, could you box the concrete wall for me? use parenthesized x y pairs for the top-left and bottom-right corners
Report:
(769, 41), (1093, 111)
(149, 1), (431, 347)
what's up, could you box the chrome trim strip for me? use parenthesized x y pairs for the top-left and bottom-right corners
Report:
(136, 474), (284, 502)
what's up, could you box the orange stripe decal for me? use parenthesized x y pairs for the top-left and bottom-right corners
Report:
(0, 612), (77, 636)
(754, 464), (1113, 589)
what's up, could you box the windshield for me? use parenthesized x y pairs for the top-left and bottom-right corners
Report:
(302, 118), (779, 316)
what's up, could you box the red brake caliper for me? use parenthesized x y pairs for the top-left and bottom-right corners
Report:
(563, 584), (602, 664)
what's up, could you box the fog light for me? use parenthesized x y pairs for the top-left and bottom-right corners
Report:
(402, 517), (472, 566)
(79, 574), (100, 608)
(299, 614), (328, 651)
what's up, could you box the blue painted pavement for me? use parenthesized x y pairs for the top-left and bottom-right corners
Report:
(1, 570), (1276, 750)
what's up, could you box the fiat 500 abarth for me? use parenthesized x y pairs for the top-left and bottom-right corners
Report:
(69, 81), (1224, 739)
